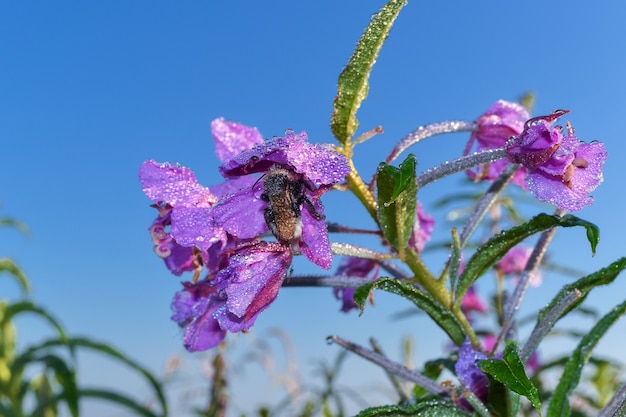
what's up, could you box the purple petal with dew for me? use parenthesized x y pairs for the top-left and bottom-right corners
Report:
(219, 136), (293, 177)
(456, 339), (489, 403)
(474, 100), (529, 149)
(527, 171), (592, 212)
(163, 243), (197, 276)
(300, 200), (332, 269)
(527, 139), (606, 212)
(139, 160), (216, 207)
(506, 121), (563, 169)
(216, 244), (292, 331)
(171, 283), (227, 351)
(171, 207), (227, 251)
(209, 176), (258, 200)
(211, 186), (268, 239)
(287, 141), (350, 185)
(537, 135), (577, 176)
(570, 141), (607, 192)
(211, 118), (264, 163)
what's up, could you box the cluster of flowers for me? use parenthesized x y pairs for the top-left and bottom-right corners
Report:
(140, 120), (350, 350)
(139, 99), (606, 366)
(466, 100), (606, 211)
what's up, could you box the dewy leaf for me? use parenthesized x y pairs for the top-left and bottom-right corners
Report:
(331, 0), (407, 145)
(456, 213), (600, 303)
(478, 341), (541, 414)
(355, 278), (465, 345)
(558, 214), (600, 255)
(547, 299), (626, 417)
(355, 400), (472, 417)
(537, 257), (626, 325)
(376, 154), (417, 258)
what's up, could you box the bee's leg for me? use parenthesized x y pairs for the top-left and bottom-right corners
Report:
(299, 195), (323, 219)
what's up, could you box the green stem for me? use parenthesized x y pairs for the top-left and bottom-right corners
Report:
(405, 250), (478, 346)
(346, 159), (378, 220)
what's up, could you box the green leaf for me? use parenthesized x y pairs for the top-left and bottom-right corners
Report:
(0, 402), (19, 417)
(61, 338), (167, 416)
(482, 376), (519, 417)
(355, 278), (465, 345)
(11, 336), (167, 417)
(478, 341), (541, 414)
(558, 214), (600, 255)
(546, 299), (626, 417)
(36, 388), (163, 417)
(537, 257), (626, 325)
(1, 301), (67, 342)
(354, 400), (472, 417)
(0, 258), (30, 293)
(28, 354), (78, 417)
(456, 213), (599, 303)
(0, 217), (29, 235)
(414, 357), (456, 398)
(376, 155), (417, 259)
(331, 0), (407, 144)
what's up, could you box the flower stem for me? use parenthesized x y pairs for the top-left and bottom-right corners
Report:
(520, 289), (581, 363)
(416, 148), (507, 188)
(404, 250), (478, 345)
(328, 335), (451, 397)
(458, 162), (520, 248)
(385, 120), (476, 164)
(346, 159), (378, 220)
(494, 210), (562, 352)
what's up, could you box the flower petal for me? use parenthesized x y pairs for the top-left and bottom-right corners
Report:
(171, 282), (227, 352)
(139, 160), (216, 207)
(299, 200), (333, 269)
(211, 118), (264, 163)
(171, 207), (227, 250)
(210, 186), (268, 239)
(286, 140), (350, 185)
(216, 243), (292, 331)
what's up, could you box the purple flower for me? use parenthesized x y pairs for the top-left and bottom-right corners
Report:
(148, 205), (204, 276)
(170, 241), (292, 351)
(211, 117), (264, 162)
(142, 119), (350, 351)
(409, 202), (435, 252)
(333, 257), (380, 313)
(171, 280), (227, 351)
(215, 129), (350, 269)
(505, 111), (607, 211)
(215, 241), (292, 331)
(496, 245), (542, 287)
(464, 100), (530, 187)
(460, 285), (488, 317)
(455, 339), (490, 410)
(139, 160), (229, 251)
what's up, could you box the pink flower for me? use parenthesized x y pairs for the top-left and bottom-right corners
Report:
(464, 100), (530, 187)
(505, 111), (607, 211)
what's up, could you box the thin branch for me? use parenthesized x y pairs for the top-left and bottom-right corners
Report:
(385, 121), (476, 165)
(330, 242), (395, 260)
(283, 275), (372, 288)
(458, 162), (520, 248)
(416, 148), (507, 188)
(328, 335), (450, 397)
(520, 289), (582, 363)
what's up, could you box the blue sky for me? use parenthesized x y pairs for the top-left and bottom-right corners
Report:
(2, 1), (626, 415)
